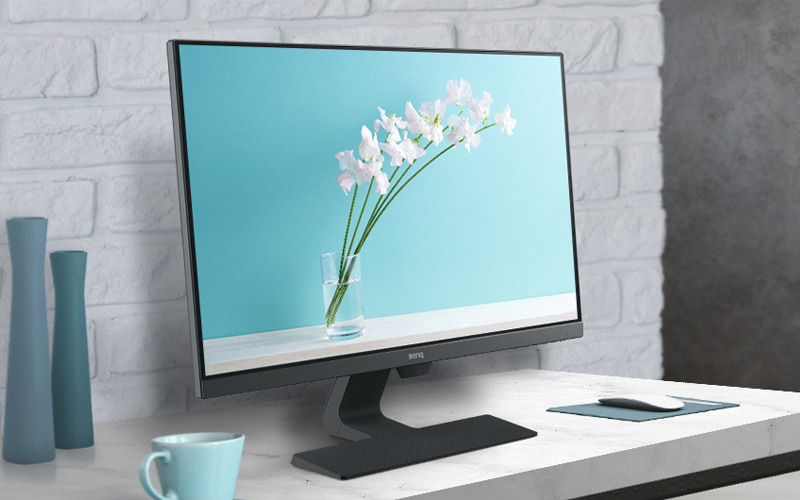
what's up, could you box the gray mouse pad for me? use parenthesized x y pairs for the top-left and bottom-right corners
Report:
(547, 397), (739, 422)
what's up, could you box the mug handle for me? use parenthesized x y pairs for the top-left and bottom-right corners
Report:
(139, 450), (178, 500)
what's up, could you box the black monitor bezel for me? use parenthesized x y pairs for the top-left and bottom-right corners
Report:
(167, 40), (583, 399)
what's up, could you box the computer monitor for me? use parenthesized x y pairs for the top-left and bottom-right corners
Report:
(167, 40), (582, 479)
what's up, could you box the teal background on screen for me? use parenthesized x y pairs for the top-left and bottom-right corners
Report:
(178, 44), (577, 340)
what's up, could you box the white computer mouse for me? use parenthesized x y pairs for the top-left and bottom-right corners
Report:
(598, 393), (684, 412)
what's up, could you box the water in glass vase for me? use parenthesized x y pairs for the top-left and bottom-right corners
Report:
(322, 278), (364, 340)
(320, 252), (365, 340)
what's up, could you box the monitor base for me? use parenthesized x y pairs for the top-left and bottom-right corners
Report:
(291, 368), (537, 479)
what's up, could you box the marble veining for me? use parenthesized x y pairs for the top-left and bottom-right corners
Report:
(2, 369), (800, 499)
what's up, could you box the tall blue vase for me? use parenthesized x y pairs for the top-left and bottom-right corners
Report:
(50, 250), (94, 449)
(3, 217), (55, 464)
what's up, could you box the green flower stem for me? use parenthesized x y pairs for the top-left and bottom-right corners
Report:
(357, 124), (495, 252)
(357, 143), (455, 253)
(325, 256), (358, 327)
(361, 163), (412, 236)
(359, 133), (442, 238)
(326, 122), (497, 328)
(359, 130), (446, 238)
(345, 179), (374, 267)
(362, 131), (443, 236)
(338, 184), (358, 279)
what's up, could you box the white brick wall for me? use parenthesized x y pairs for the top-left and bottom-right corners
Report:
(9, 0), (189, 22)
(460, 18), (618, 73)
(2, 107), (174, 168)
(0, 0), (664, 425)
(0, 36), (97, 98)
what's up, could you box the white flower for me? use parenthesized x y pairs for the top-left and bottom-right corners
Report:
(445, 116), (481, 153)
(494, 105), (517, 136)
(361, 157), (390, 195)
(379, 140), (404, 167)
(337, 171), (356, 194)
(463, 123), (481, 152)
(428, 125), (444, 146)
(419, 100), (447, 145)
(405, 101), (424, 135)
(380, 132), (427, 167)
(469, 91), (493, 124)
(336, 149), (357, 170)
(335, 149), (370, 194)
(362, 157), (383, 177)
(398, 133), (427, 165)
(444, 79), (472, 107)
(405, 100), (447, 146)
(419, 100), (447, 122)
(445, 115), (466, 144)
(374, 107), (407, 134)
(386, 124), (402, 144)
(359, 125), (383, 161)
(374, 170), (390, 195)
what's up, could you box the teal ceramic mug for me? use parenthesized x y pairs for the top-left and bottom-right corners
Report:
(139, 432), (245, 500)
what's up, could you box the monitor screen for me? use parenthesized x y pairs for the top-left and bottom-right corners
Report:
(168, 40), (581, 399)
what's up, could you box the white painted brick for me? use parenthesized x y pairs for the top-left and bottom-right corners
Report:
(459, 19), (617, 74)
(575, 206), (665, 263)
(92, 384), (187, 422)
(377, 0), (467, 9)
(0, 36), (97, 99)
(286, 24), (456, 48)
(540, 332), (662, 379)
(580, 273), (621, 328)
(566, 79), (661, 133)
(105, 175), (180, 233)
(320, 0), (371, 17)
(618, 16), (664, 68)
(200, 0), (368, 20)
(9, 0), (188, 22)
(620, 141), (663, 194)
(94, 311), (191, 376)
(85, 320), (99, 379)
(570, 146), (619, 201)
(84, 245), (185, 305)
(108, 28), (281, 90)
(378, 0), (538, 9)
(0, 181), (95, 243)
(544, 0), (658, 5)
(467, 0), (539, 8)
(1, 106), (174, 169)
(201, 0), (320, 19)
(620, 267), (663, 325)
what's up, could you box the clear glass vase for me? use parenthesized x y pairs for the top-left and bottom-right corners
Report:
(320, 252), (365, 340)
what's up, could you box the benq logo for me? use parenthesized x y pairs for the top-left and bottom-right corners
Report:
(408, 352), (425, 360)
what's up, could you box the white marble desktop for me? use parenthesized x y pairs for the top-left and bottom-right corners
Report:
(2, 369), (800, 499)
(204, 293), (578, 375)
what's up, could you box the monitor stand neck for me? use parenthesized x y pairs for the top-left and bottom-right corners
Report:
(321, 368), (404, 442)
(291, 368), (537, 479)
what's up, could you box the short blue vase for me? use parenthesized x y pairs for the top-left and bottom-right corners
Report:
(3, 217), (56, 464)
(51, 250), (94, 449)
